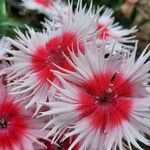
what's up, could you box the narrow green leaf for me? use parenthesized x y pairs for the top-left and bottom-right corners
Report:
(0, 0), (7, 21)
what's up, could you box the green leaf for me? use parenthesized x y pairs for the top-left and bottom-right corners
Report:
(0, 0), (7, 21)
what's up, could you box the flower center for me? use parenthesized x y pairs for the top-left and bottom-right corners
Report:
(78, 72), (133, 131)
(86, 73), (119, 105)
(0, 118), (7, 129)
(95, 87), (116, 103)
(92, 85), (118, 106)
(31, 32), (84, 82)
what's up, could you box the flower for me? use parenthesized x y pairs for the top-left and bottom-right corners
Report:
(5, 2), (97, 114)
(40, 41), (150, 150)
(21, 0), (69, 19)
(96, 7), (137, 52)
(21, 0), (54, 14)
(0, 82), (48, 150)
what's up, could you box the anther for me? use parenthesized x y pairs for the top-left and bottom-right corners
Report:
(106, 88), (113, 94)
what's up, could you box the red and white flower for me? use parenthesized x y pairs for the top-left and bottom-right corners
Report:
(21, 0), (69, 19)
(0, 82), (48, 150)
(40, 41), (150, 149)
(21, 0), (55, 14)
(5, 3), (97, 114)
(96, 7), (137, 52)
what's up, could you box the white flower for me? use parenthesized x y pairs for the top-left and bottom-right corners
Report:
(4, 2), (98, 114)
(96, 7), (137, 52)
(40, 40), (150, 150)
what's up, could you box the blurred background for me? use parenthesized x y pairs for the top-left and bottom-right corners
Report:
(0, 0), (150, 50)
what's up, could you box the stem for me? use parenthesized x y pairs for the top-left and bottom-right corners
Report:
(0, 0), (7, 21)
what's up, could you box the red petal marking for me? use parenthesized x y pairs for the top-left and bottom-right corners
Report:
(41, 139), (56, 150)
(62, 137), (80, 150)
(0, 99), (28, 148)
(77, 71), (133, 132)
(34, 0), (54, 8)
(97, 24), (110, 40)
(90, 98), (132, 131)
(31, 32), (84, 83)
(82, 72), (133, 98)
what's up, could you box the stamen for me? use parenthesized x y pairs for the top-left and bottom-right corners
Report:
(106, 88), (113, 94)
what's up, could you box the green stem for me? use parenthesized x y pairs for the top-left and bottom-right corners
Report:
(0, 0), (7, 21)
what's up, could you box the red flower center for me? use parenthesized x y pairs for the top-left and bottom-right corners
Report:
(34, 0), (54, 8)
(97, 24), (110, 40)
(31, 32), (84, 83)
(0, 99), (28, 148)
(77, 71), (133, 132)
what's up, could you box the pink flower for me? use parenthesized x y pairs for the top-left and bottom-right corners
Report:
(0, 82), (49, 150)
(40, 41), (150, 150)
(5, 2), (97, 114)
(96, 7), (137, 52)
